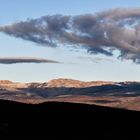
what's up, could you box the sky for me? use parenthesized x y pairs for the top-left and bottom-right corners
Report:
(0, 0), (140, 82)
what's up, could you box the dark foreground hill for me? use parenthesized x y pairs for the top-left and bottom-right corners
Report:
(0, 99), (139, 138)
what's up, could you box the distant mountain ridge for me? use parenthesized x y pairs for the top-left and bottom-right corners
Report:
(0, 78), (140, 111)
(0, 78), (139, 88)
(0, 78), (115, 89)
(0, 80), (13, 84)
(46, 79), (115, 88)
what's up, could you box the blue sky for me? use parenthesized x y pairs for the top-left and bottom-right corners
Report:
(0, 0), (140, 82)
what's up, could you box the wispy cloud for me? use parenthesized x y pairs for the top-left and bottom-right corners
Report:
(0, 57), (60, 64)
(1, 8), (140, 63)
(78, 56), (114, 63)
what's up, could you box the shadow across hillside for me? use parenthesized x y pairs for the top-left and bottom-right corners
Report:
(0, 99), (139, 137)
(20, 83), (140, 97)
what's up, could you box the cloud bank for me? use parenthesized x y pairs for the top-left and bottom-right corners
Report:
(1, 8), (140, 63)
(0, 57), (59, 64)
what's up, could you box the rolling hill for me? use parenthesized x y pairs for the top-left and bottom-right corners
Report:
(0, 79), (140, 111)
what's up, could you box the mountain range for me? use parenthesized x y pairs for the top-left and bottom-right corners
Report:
(0, 78), (140, 111)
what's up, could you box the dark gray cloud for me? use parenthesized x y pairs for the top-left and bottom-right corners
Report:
(0, 57), (59, 64)
(1, 8), (140, 63)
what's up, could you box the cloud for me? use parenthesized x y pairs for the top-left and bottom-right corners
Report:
(0, 57), (60, 64)
(78, 56), (114, 63)
(1, 8), (140, 63)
